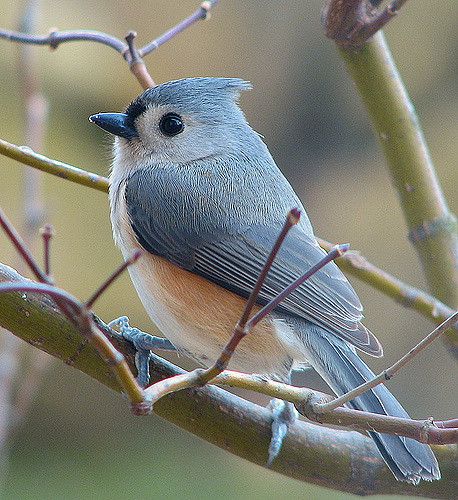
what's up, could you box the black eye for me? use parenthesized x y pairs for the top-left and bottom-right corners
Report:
(159, 113), (184, 137)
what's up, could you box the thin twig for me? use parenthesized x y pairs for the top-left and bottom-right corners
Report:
(238, 208), (301, 328)
(316, 311), (458, 412)
(0, 1), (220, 89)
(317, 238), (457, 330)
(0, 207), (148, 408)
(195, 209), (301, 383)
(0, 28), (126, 52)
(0, 208), (48, 283)
(0, 1), (219, 57)
(139, 1), (219, 56)
(0, 207), (79, 325)
(124, 31), (155, 90)
(247, 244), (349, 329)
(85, 249), (144, 309)
(435, 419), (458, 429)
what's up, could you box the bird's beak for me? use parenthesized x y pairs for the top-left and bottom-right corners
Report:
(89, 113), (137, 139)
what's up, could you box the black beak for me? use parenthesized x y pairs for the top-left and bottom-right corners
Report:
(89, 113), (137, 139)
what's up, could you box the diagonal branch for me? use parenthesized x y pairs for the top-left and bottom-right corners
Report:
(1, 209), (455, 449)
(0, 1), (218, 57)
(138, 1), (219, 57)
(317, 238), (456, 328)
(0, 138), (109, 192)
(334, 31), (458, 356)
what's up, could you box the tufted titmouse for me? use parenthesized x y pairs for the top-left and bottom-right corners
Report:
(90, 77), (439, 483)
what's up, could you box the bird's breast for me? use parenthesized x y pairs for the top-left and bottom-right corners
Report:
(110, 180), (293, 377)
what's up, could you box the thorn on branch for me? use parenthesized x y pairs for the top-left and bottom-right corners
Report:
(40, 223), (54, 278)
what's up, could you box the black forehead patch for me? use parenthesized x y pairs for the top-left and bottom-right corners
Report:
(124, 97), (148, 128)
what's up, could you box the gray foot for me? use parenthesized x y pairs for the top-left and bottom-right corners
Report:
(267, 399), (298, 466)
(108, 316), (175, 388)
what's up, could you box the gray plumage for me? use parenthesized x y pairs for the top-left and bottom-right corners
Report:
(92, 77), (440, 484)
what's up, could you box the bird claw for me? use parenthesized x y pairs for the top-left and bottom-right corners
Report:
(267, 399), (297, 466)
(108, 316), (175, 388)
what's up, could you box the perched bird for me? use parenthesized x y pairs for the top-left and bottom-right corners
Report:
(90, 77), (440, 483)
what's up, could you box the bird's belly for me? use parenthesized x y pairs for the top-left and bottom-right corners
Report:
(126, 251), (293, 377)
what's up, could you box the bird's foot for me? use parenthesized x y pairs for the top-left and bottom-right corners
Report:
(267, 399), (298, 466)
(108, 316), (175, 388)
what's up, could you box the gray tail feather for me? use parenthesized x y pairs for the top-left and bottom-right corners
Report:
(301, 324), (440, 484)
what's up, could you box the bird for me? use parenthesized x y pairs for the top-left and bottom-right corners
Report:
(89, 77), (440, 484)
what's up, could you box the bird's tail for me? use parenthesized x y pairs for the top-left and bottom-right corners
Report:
(300, 324), (440, 484)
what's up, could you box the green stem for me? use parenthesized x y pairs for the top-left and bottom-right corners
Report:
(339, 32), (458, 354)
(0, 138), (109, 192)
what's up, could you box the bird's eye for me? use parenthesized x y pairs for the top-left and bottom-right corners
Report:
(159, 113), (184, 137)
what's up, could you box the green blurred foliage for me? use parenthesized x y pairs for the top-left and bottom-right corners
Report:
(0, 1), (457, 499)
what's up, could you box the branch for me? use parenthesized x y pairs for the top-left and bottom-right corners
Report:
(140, 233), (350, 406)
(323, 27), (458, 356)
(317, 238), (457, 329)
(138, 1), (218, 57)
(3, 204), (455, 449)
(0, 263), (456, 498)
(0, 1), (219, 89)
(214, 371), (458, 446)
(0, 139), (109, 192)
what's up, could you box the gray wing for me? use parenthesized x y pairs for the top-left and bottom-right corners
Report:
(125, 169), (382, 357)
(194, 228), (382, 356)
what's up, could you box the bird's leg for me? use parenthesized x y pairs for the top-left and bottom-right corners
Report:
(108, 316), (176, 388)
(267, 398), (298, 466)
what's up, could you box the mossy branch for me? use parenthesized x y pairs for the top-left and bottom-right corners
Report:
(0, 263), (456, 498)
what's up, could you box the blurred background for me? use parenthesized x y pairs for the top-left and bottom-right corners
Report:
(0, 1), (457, 498)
